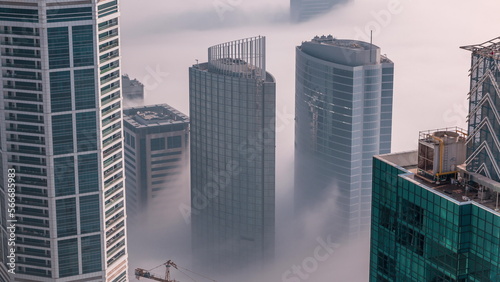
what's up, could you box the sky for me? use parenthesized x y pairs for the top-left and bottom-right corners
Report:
(119, 0), (500, 281)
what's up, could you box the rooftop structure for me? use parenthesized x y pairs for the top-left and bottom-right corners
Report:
(123, 104), (188, 128)
(460, 36), (500, 182)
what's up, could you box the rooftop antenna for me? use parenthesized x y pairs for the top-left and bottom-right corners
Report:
(195, 59), (199, 68)
(370, 30), (373, 64)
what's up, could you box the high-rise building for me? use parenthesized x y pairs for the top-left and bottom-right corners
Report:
(121, 74), (144, 107)
(0, 1), (127, 281)
(290, 0), (349, 22)
(189, 36), (276, 272)
(370, 38), (500, 282)
(123, 104), (189, 218)
(370, 129), (499, 281)
(294, 36), (394, 240)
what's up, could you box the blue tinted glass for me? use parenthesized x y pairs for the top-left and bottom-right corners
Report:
(50, 71), (72, 112)
(73, 25), (94, 67)
(52, 114), (74, 155)
(82, 235), (102, 273)
(58, 238), (78, 277)
(79, 154), (99, 193)
(76, 111), (97, 152)
(54, 156), (75, 196)
(80, 195), (100, 234)
(75, 69), (96, 109)
(48, 27), (70, 68)
(56, 198), (77, 237)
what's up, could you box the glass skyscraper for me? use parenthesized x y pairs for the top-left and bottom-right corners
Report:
(294, 36), (393, 241)
(189, 36), (276, 273)
(0, 1), (127, 281)
(370, 38), (500, 282)
(371, 146), (500, 281)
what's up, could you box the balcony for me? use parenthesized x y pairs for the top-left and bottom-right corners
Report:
(106, 220), (124, 238)
(105, 182), (123, 199)
(100, 73), (120, 85)
(106, 239), (125, 257)
(17, 229), (49, 238)
(99, 41), (118, 53)
(1, 41), (40, 48)
(100, 52), (119, 64)
(2, 63), (41, 69)
(3, 73), (41, 81)
(7, 127), (44, 134)
(98, 20), (118, 31)
(99, 30), (119, 42)
(17, 219), (49, 228)
(7, 138), (45, 145)
(2, 52), (40, 59)
(5, 105), (43, 113)
(3, 84), (42, 92)
(105, 200), (124, 218)
(18, 199), (48, 207)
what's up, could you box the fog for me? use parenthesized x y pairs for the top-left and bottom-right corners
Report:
(121, 1), (500, 281)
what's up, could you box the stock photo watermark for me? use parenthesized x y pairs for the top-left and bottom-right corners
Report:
(281, 235), (340, 282)
(212, 0), (243, 21)
(7, 168), (17, 274)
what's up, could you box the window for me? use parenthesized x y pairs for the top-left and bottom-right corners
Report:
(75, 69), (96, 109)
(48, 27), (70, 69)
(58, 239), (78, 277)
(54, 156), (75, 196)
(80, 195), (100, 234)
(50, 71), (71, 112)
(73, 25), (94, 67)
(78, 154), (99, 193)
(56, 198), (77, 237)
(82, 235), (102, 273)
(167, 136), (182, 149)
(151, 138), (165, 151)
(76, 112), (97, 152)
(52, 114), (74, 155)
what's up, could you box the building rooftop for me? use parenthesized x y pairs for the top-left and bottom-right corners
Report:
(376, 151), (500, 214)
(460, 36), (500, 58)
(310, 35), (375, 51)
(299, 35), (393, 66)
(123, 104), (189, 128)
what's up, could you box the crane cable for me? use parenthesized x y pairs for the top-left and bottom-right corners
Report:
(176, 268), (197, 282)
(178, 266), (217, 282)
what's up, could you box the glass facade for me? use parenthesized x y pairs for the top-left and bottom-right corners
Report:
(295, 37), (393, 241)
(0, 1), (127, 281)
(370, 154), (500, 282)
(189, 36), (276, 272)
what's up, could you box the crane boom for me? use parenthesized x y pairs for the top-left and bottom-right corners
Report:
(135, 268), (169, 282)
(135, 260), (178, 282)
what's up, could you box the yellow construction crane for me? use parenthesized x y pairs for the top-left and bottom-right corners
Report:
(135, 260), (217, 282)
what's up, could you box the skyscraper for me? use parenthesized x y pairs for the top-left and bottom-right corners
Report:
(189, 36), (276, 272)
(370, 37), (500, 282)
(121, 74), (144, 107)
(461, 36), (500, 182)
(290, 0), (349, 22)
(123, 104), (189, 218)
(370, 129), (499, 281)
(294, 36), (394, 240)
(0, 1), (127, 281)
